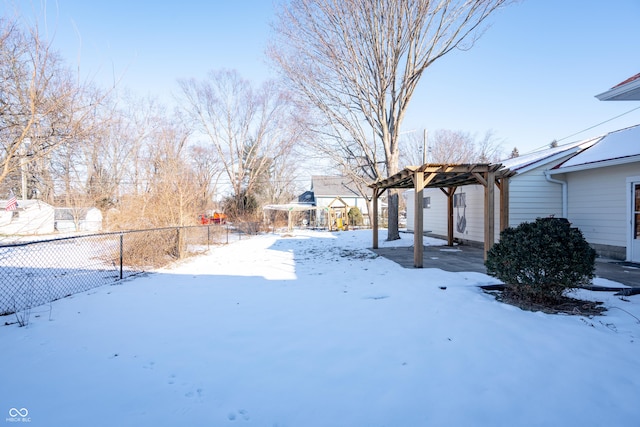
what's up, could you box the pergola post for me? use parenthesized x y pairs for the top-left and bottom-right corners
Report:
(498, 177), (510, 232)
(413, 170), (424, 268)
(441, 187), (456, 246)
(372, 187), (379, 249)
(483, 171), (496, 260)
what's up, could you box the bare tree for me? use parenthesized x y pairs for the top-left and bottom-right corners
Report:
(270, 0), (512, 240)
(0, 18), (100, 193)
(189, 143), (223, 212)
(401, 128), (503, 165)
(178, 69), (304, 219)
(475, 129), (504, 162)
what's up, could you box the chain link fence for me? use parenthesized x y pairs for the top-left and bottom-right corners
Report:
(0, 224), (257, 318)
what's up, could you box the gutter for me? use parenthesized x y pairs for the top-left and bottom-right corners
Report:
(544, 170), (568, 218)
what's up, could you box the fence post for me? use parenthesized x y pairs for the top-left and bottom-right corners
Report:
(176, 227), (182, 259)
(119, 233), (124, 280)
(207, 225), (210, 249)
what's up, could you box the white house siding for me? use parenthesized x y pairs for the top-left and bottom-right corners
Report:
(405, 188), (447, 235)
(563, 163), (638, 258)
(405, 165), (567, 247)
(508, 163), (565, 225)
(405, 185), (498, 246)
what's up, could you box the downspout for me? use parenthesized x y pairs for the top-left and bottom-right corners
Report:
(544, 170), (568, 218)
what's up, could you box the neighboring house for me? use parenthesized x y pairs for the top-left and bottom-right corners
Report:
(0, 199), (55, 235)
(55, 207), (103, 233)
(405, 124), (640, 262)
(310, 176), (370, 227)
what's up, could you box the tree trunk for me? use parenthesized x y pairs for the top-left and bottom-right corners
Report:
(387, 190), (400, 241)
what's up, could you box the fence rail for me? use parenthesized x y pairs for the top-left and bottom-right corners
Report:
(0, 224), (255, 317)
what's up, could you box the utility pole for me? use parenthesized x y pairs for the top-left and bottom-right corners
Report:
(422, 129), (428, 164)
(20, 144), (28, 200)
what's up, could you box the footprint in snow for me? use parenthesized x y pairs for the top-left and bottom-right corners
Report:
(227, 409), (250, 421)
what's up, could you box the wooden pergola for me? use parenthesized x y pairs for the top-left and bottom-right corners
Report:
(369, 163), (516, 268)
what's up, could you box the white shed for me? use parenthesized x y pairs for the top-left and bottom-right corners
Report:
(55, 207), (103, 233)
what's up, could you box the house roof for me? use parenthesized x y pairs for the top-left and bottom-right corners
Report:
(0, 199), (53, 209)
(297, 190), (315, 204)
(595, 72), (640, 101)
(499, 137), (600, 174)
(311, 176), (361, 198)
(551, 124), (640, 173)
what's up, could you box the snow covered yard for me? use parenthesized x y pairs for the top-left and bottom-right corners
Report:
(1, 229), (639, 426)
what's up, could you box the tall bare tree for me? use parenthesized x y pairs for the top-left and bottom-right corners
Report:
(178, 69), (304, 218)
(270, 0), (512, 240)
(0, 17), (99, 193)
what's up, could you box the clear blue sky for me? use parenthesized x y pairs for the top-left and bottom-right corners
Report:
(4, 0), (640, 157)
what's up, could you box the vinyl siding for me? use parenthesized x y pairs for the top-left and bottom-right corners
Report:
(404, 163), (566, 245)
(509, 163), (564, 225)
(565, 163), (638, 247)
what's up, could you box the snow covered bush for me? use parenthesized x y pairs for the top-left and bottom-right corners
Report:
(485, 217), (596, 304)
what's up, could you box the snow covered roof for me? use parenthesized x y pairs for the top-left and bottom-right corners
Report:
(552, 124), (640, 172)
(499, 136), (601, 174)
(595, 72), (640, 101)
(0, 199), (54, 210)
(311, 176), (361, 198)
(263, 203), (316, 212)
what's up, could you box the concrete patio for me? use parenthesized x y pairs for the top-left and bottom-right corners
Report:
(372, 244), (640, 289)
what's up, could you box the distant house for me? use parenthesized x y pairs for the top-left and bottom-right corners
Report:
(0, 199), (55, 235)
(55, 207), (103, 233)
(310, 176), (370, 227)
(405, 125), (640, 262)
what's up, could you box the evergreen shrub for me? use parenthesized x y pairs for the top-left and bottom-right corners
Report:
(348, 206), (364, 226)
(485, 217), (596, 304)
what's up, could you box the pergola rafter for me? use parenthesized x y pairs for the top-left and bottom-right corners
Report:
(369, 163), (516, 267)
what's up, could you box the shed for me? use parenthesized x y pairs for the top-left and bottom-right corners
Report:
(55, 207), (104, 232)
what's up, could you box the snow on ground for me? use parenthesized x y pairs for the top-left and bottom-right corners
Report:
(1, 229), (639, 426)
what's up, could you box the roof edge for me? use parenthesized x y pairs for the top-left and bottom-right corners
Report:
(549, 154), (640, 174)
(596, 73), (640, 101)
